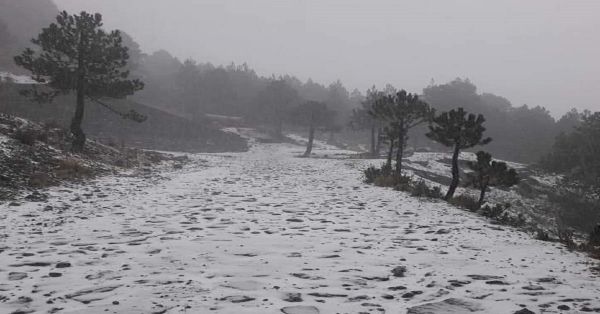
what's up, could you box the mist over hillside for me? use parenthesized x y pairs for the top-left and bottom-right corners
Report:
(0, 2), (599, 314)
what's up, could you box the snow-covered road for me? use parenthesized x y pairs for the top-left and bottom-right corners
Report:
(1, 143), (599, 314)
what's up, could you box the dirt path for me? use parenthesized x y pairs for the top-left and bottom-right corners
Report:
(1, 143), (599, 314)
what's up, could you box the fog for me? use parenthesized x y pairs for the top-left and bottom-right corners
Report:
(53, 0), (600, 117)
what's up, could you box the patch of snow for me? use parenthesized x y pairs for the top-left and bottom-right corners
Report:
(0, 72), (40, 84)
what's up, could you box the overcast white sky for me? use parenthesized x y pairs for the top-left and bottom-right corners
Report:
(54, 0), (600, 117)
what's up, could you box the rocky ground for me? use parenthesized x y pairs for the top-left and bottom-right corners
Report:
(0, 114), (184, 201)
(1, 138), (599, 314)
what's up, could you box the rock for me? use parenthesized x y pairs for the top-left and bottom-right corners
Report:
(281, 305), (319, 314)
(522, 285), (544, 291)
(485, 280), (509, 285)
(467, 274), (503, 281)
(219, 295), (255, 303)
(407, 298), (484, 313)
(56, 262), (71, 268)
(8, 272), (27, 280)
(401, 291), (423, 299)
(514, 309), (535, 314)
(307, 292), (348, 298)
(49, 272), (62, 277)
(391, 266), (407, 277)
(283, 293), (303, 302)
(24, 192), (48, 202)
(557, 305), (570, 310)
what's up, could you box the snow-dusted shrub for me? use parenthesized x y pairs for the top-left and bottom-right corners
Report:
(410, 180), (442, 199)
(549, 189), (599, 234)
(364, 165), (382, 184)
(481, 203), (507, 219)
(588, 225), (600, 247)
(12, 127), (40, 146)
(556, 228), (576, 249)
(54, 159), (92, 179)
(535, 229), (551, 241)
(448, 194), (479, 211)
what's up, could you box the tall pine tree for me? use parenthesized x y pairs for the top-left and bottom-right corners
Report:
(14, 11), (144, 151)
(371, 90), (434, 175)
(289, 100), (335, 157)
(466, 151), (519, 208)
(427, 108), (491, 200)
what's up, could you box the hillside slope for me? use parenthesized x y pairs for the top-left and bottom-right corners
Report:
(0, 79), (248, 153)
(0, 113), (185, 201)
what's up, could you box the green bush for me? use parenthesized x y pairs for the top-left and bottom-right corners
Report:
(588, 225), (600, 247)
(549, 189), (600, 234)
(535, 229), (551, 241)
(448, 194), (479, 211)
(12, 127), (39, 145)
(481, 203), (506, 219)
(364, 165), (382, 184)
(410, 180), (442, 199)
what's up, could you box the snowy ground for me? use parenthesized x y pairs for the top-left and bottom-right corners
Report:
(1, 141), (599, 314)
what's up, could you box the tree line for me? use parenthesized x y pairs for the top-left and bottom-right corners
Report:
(359, 88), (519, 206)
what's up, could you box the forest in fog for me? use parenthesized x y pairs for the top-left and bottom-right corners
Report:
(1, 1), (599, 313)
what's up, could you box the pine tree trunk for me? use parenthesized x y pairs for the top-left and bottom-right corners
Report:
(370, 124), (376, 157)
(303, 123), (315, 157)
(71, 33), (86, 152)
(478, 183), (487, 208)
(395, 124), (405, 176)
(375, 128), (382, 157)
(385, 138), (394, 171)
(276, 119), (283, 138)
(445, 143), (461, 200)
(71, 84), (86, 152)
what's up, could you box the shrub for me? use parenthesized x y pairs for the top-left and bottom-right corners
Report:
(556, 227), (577, 249)
(364, 165), (382, 184)
(535, 229), (551, 241)
(410, 180), (442, 199)
(449, 194), (479, 211)
(29, 172), (53, 188)
(481, 203), (506, 219)
(549, 189), (600, 234)
(54, 158), (93, 179)
(374, 174), (409, 188)
(12, 127), (39, 145)
(588, 225), (600, 247)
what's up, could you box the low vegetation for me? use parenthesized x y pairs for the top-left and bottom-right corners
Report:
(0, 113), (181, 201)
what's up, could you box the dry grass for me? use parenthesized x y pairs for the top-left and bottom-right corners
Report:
(54, 158), (93, 179)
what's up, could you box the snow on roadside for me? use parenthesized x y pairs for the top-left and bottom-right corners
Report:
(0, 72), (40, 84)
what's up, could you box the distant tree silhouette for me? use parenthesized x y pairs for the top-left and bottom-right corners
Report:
(289, 100), (335, 157)
(14, 11), (144, 151)
(253, 79), (300, 137)
(542, 111), (600, 194)
(371, 90), (434, 175)
(466, 151), (519, 208)
(349, 86), (384, 157)
(427, 108), (491, 200)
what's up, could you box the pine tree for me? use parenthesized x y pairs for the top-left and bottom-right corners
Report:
(289, 100), (335, 157)
(14, 11), (144, 151)
(466, 151), (519, 208)
(371, 90), (434, 175)
(253, 79), (300, 138)
(427, 108), (491, 200)
(349, 86), (383, 157)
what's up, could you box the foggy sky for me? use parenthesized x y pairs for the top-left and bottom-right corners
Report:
(54, 0), (600, 117)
